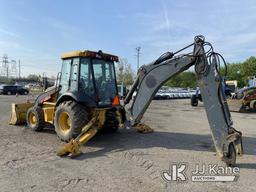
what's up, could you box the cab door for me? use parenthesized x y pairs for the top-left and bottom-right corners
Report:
(60, 59), (72, 94)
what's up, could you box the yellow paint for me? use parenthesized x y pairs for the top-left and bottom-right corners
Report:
(134, 123), (154, 133)
(43, 107), (55, 124)
(58, 111), (71, 134)
(56, 139), (81, 157)
(28, 112), (37, 126)
(61, 50), (118, 60)
(56, 108), (109, 157)
(9, 103), (34, 125)
(78, 126), (98, 145)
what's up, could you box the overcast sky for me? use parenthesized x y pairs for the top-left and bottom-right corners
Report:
(0, 0), (255, 77)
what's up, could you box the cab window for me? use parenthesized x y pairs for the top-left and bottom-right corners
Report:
(92, 59), (117, 105)
(80, 58), (94, 97)
(70, 58), (79, 91)
(60, 59), (71, 94)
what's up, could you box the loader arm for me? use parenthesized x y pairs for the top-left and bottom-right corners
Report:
(125, 35), (243, 165)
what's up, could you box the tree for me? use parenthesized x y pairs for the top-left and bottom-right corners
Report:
(243, 56), (256, 77)
(165, 71), (197, 88)
(27, 74), (40, 81)
(116, 58), (134, 85)
(114, 56), (256, 88)
(0, 76), (15, 84)
(224, 57), (256, 87)
(224, 63), (246, 87)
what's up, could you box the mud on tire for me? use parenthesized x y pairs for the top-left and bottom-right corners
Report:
(54, 100), (89, 142)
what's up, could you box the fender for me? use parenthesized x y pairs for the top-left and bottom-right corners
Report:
(56, 91), (97, 107)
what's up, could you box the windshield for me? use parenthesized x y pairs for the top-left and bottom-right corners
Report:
(92, 59), (117, 105)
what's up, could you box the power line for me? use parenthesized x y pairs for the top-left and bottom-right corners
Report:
(2, 54), (9, 78)
(1, 54), (18, 78)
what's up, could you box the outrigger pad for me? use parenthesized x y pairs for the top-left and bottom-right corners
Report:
(9, 103), (34, 125)
(134, 123), (154, 133)
(56, 139), (81, 157)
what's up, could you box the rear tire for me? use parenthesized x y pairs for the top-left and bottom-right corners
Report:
(101, 109), (119, 133)
(54, 101), (89, 142)
(191, 95), (198, 107)
(250, 100), (256, 112)
(239, 105), (247, 113)
(26, 106), (45, 131)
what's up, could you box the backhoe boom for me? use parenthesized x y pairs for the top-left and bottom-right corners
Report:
(125, 35), (243, 166)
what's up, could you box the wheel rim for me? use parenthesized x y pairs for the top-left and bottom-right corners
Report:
(58, 111), (71, 133)
(29, 112), (37, 126)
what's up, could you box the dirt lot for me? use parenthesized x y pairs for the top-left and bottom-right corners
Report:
(0, 95), (255, 192)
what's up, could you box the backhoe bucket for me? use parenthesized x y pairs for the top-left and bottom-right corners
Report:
(9, 103), (34, 125)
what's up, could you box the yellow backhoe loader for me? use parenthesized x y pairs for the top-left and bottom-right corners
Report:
(10, 36), (243, 166)
(228, 86), (256, 112)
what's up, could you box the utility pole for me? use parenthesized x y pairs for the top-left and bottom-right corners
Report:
(1, 54), (18, 79)
(2, 54), (9, 78)
(135, 47), (141, 71)
(18, 59), (21, 80)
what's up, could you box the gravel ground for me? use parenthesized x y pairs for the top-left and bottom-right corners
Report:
(0, 95), (255, 192)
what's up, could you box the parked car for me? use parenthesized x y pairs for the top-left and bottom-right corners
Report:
(165, 92), (175, 99)
(154, 92), (162, 100)
(0, 85), (29, 95)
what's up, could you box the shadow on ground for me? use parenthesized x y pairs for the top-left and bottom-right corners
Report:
(11, 123), (255, 168)
(236, 163), (256, 169)
(70, 128), (255, 161)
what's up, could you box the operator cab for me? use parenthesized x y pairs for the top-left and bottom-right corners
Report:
(60, 50), (119, 107)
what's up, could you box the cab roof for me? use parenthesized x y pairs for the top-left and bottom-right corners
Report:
(61, 50), (119, 62)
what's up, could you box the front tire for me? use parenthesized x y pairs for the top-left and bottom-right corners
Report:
(250, 100), (256, 112)
(54, 101), (89, 142)
(26, 106), (45, 131)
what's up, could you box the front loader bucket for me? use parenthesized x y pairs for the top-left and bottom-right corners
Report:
(227, 99), (244, 112)
(9, 103), (34, 125)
